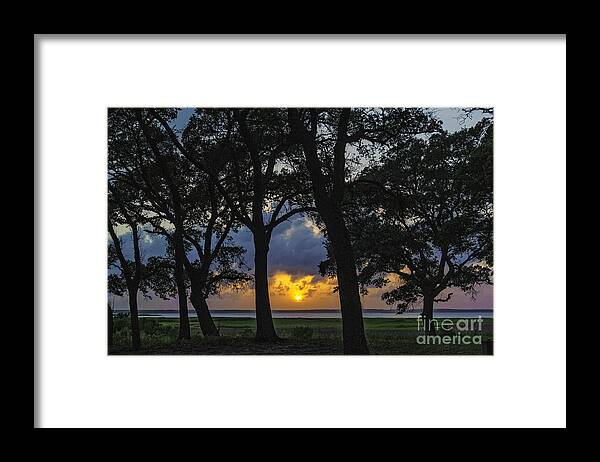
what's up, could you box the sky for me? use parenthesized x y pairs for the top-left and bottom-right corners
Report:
(110, 108), (492, 311)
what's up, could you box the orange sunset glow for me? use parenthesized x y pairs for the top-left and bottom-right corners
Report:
(271, 272), (338, 308)
(202, 271), (417, 310)
(202, 272), (343, 310)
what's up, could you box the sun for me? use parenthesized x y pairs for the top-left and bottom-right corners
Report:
(294, 293), (303, 302)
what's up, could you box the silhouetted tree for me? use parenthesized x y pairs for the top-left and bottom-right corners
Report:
(153, 109), (314, 342)
(347, 118), (493, 332)
(108, 107), (191, 339)
(143, 227), (251, 337)
(135, 108), (195, 339)
(107, 180), (144, 349)
(183, 236), (251, 336)
(109, 108), (249, 337)
(287, 108), (438, 353)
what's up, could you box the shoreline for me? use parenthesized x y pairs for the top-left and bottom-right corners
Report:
(112, 309), (494, 319)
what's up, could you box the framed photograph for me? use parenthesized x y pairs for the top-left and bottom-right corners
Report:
(35, 34), (566, 428)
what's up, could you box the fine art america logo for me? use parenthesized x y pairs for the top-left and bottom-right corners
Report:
(417, 317), (484, 346)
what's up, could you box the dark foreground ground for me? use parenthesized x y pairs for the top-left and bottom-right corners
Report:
(109, 317), (493, 355)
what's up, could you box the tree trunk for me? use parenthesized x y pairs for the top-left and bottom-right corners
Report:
(173, 227), (191, 340)
(108, 302), (114, 349)
(253, 233), (278, 342)
(288, 108), (368, 354)
(190, 288), (219, 337)
(128, 287), (141, 350)
(422, 295), (435, 333)
(324, 210), (369, 355)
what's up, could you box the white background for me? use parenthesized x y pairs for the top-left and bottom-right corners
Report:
(35, 35), (566, 428)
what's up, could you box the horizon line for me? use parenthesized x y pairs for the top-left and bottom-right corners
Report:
(113, 307), (494, 312)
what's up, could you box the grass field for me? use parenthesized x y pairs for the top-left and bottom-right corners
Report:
(109, 316), (493, 355)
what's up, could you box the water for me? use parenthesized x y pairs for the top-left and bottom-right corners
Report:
(117, 309), (493, 319)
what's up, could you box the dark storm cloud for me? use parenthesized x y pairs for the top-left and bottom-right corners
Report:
(225, 215), (326, 277)
(267, 216), (327, 276)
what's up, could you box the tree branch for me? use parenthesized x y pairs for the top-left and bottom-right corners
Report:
(266, 206), (317, 235)
(434, 293), (453, 303)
